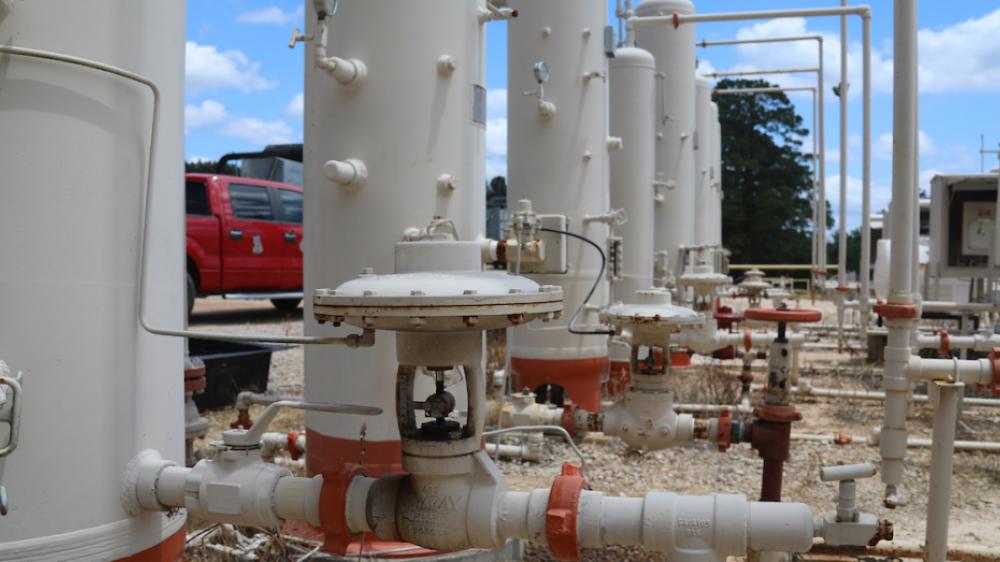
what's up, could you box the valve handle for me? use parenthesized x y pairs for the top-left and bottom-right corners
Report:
(820, 462), (876, 482)
(745, 308), (822, 324)
(222, 400), (381, 448)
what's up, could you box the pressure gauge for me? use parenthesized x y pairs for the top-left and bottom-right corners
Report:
(967, 217), (994, 252)
(961, 201), (996, 256)
(533, 61), (549, 84)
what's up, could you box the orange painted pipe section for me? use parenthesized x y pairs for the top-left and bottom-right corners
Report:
(511, 356), (608, 411)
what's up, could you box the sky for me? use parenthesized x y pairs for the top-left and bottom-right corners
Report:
(185, 1), (1000, 233)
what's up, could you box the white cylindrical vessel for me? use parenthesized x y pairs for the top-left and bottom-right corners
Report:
(693, 77), (713, 247)
(609, 47), (657, 302)
(710, 102), (723, 246)
(0, 2), (186, 560)
(507, 0), (611, 412)
(636, 0), (697, 277)
(303, 0), (486, 476)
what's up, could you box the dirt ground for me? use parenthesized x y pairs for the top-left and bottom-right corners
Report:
(185, 297), (1000, 561)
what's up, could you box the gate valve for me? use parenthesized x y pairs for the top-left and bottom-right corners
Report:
(816, 463), (893, 547)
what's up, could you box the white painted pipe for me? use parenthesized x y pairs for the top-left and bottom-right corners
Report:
(637, 6), (871, 27)
(837, 0), (849, 297)
(859, 11), (873, 343)
(906, 356), (993, 386)
(879, 0), (919, 506)
(704, 67), (819, 78)
(784, 381), (1000, 408)
(497, 490), (815, 560)
(918, 332), (1000, 352)
(313, 17), (366, 87)
(793, 431), (1000, 452)
(922, 300), (1000, 313)
(925, 383), (962, 562)
(674, 402), (753, 415)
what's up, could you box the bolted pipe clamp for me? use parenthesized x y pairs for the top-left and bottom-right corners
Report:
(546, 463), (588, 561)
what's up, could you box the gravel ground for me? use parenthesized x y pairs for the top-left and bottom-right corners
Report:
(186, 297), (1000, 561)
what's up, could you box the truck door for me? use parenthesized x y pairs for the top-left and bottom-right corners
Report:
(275, 187), (304, 290)
(185, 178), (223, 292)
(221, 181), (284, 290)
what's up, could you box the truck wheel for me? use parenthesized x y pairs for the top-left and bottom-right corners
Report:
(271, 298), (302, 312)
(186, 273), (196, 318)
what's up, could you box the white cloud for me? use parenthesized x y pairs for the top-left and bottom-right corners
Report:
(826, 173), (892, 229)
(729, 17), (894, 97)
(874, 130), (936, 160)
(919, 9), (1000, 93)
(220, 117), (294, 146)
(287, 93), (304, 119)
(485, 89), (508, 179)
(237, 5), (304, 25)
(920, 168), (944, 192)
(726, 9), (1000, 96)
(186, 41), (276, 94)
(184, 99), (226, 133)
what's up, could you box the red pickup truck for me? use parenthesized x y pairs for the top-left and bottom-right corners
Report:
(185, 173), (303, 314)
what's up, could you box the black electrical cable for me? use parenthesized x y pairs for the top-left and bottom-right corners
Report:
(539, 227), (616, 336)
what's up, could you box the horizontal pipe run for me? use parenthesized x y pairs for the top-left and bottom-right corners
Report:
(907, 357), (993, 386)
(697, 35), (822, 48)
(668, 6), (871, 26)
(921, 301), (1000, 313)
(792, 432), (1000, 452)
(762, 382), (1000, 408)
(704, 67), (819, 78)
(713, 87), (817, 95)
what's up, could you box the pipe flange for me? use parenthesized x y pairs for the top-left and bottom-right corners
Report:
(319, 462), (366, 555)
(834, 431), (852, 445)
(872, 303), (918, 319)
(743, 328), (753, 352)
(987, 348), (1000, 397)
(717, 408), (733, 452)
(314, 272), (563, 332)
(753, 404), (802, 423)
(546, 463), (588, 561)
(939, 331), (950, 356)
(287, 431), (303, 461)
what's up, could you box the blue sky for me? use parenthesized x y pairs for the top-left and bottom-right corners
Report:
(185, 1), (1000, 232)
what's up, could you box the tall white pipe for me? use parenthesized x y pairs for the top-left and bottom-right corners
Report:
(860, 13), (872, 343)
(636, 0), (697, 279)
(0, 2), (185, 558)
(925, 383), (962, 562)
(609, 46), (657, 301)
(836, 0), (849, 348)
(880, 0), (919, 505)
(838, 1), (849, 293)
